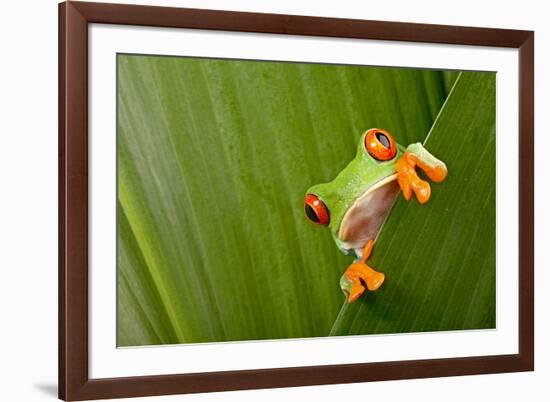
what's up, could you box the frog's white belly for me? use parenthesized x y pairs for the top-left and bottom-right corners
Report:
(339, 174), (399, 257)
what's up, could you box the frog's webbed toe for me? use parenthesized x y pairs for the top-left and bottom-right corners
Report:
(340, 240), (385, 303)
(396, 143), (448, 204)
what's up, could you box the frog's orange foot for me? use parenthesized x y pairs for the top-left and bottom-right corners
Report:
(339, 240), (385, 303)
(396, 146), (448, 204)
(396, 153), (431, 203)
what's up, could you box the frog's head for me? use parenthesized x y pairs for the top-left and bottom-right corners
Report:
(304, 128), (403, 258)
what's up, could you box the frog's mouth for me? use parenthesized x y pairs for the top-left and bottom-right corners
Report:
(338, 174), (400, 258)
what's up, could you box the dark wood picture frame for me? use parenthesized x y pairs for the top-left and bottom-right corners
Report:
(59, 1), (534, 400)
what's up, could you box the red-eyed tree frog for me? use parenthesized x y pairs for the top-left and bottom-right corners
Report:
(304, 128), (448, 303)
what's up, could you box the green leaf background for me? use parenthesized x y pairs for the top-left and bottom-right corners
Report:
(117, 54), (495, 346)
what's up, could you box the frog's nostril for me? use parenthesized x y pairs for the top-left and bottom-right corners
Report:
(304, 193), (330, 225)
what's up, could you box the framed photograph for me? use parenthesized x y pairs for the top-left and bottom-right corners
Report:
(59, 1), (534, 400)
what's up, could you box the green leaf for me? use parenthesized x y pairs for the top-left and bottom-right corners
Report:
(442, 70), (460, 95)
(117, 204), (179, 345)
(330, 72), (496, 336)
(117, 54), (450, 345)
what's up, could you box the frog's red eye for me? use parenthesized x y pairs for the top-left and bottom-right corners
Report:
(304, 194), (330, 225)
(364, 128), (397, 161)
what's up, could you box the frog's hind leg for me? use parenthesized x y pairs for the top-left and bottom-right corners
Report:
(339, 240), (385, 303)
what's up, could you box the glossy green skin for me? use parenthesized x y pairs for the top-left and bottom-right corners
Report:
(306, 131), (405, 255)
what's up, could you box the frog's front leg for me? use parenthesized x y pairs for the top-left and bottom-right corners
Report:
(339, 240), (385, 303)
(396, 143), (448, 204)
